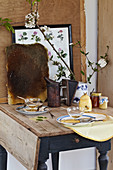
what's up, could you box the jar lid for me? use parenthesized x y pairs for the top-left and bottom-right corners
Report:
(100, 96), (108, 99)
(91, 92), (101, 96)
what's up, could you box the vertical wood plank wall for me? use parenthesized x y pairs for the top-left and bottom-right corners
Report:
(38, 0), (85, 81)
(0, 0), (30, 98)
(98, 1), (113, 169)
(98, 0), (113, 107)
(80, 0), (86, 82)
(0, 0), (85, 99)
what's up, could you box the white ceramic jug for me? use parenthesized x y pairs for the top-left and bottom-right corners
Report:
(73, 82), (88, 103)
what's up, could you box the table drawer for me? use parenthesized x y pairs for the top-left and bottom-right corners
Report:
(49, 134), (94, 152)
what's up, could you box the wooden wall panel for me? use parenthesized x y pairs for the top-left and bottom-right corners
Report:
(0, 0), (30, 99)
(98, 2), (113, 169)
(39, 0), (82, 81)
(98, 0), (113, 107)
(0, 0), (85, 98)
(80, 0), (86, 82)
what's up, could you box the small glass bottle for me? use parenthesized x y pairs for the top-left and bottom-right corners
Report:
(99, 96), (108, 109)
(90, 92), (101, 108)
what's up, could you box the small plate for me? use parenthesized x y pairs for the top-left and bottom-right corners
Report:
(57, 115), (92, 126)
(16, 105), (49, 115)
(57, 112), (106, 126)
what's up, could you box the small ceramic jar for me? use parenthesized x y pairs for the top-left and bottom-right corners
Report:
(90, 92), (101, 108)
(79, 93), (92, 112)
(99, 96), (108, 109)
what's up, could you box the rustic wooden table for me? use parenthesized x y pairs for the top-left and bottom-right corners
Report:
(0, 104), (112, 170)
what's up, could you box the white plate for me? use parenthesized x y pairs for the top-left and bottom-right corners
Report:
(16, 105), (49, 115)
(83, 112), (106, 120)
(57, 112), (106, 126)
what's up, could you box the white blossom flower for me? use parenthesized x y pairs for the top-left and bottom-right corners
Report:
(69, 43), (74, 46)
(25, 11), (39, 28)
(65, 69), (70, 77)
(98, 58), (107, 68)
(53, 74), (58, 80)
(40, 25), (51, 32)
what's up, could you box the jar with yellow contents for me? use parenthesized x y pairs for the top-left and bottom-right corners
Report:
(99, 96), (108, 109)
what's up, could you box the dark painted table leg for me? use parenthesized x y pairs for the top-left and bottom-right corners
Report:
(38, 161), (47, 170)
(98, 151), (109, 170)
(51, 152), (59, 170)
(0, 145), (7, 170)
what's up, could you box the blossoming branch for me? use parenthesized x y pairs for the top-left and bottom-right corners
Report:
(70, 41), (109, 84)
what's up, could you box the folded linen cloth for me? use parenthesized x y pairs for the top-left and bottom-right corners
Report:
(64, 114), (113, 142)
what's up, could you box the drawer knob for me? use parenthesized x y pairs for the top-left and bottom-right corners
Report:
(74, 138), (80, 143)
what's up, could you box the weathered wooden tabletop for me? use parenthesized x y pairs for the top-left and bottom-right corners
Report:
(0, 103), (74, 138)
(0, 103), (113, 170)
(0, 103), (113, 138)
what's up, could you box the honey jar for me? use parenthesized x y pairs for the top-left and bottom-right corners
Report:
(90, 92), (101, 108)
(79, 93), (92, 111)
(99, 96), (108, 109)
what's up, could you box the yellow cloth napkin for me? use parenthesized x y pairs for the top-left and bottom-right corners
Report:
(64, 114), (113, 142)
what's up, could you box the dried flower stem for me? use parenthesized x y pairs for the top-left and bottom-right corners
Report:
(31, 0), (33, 14)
